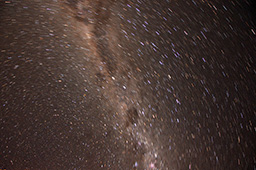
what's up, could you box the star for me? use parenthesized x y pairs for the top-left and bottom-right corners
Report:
(149, 162), (155, 169)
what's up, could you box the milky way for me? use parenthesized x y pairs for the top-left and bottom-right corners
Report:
(0, 0), (255, 169)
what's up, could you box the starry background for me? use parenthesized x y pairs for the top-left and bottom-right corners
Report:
(0, 0), (255, 169)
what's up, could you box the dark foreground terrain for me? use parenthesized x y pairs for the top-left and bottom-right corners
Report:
(0, 0), (255, 169)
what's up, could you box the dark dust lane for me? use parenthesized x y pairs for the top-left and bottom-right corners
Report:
(62, 1), (162, 169)
(0, 0), (255, 169)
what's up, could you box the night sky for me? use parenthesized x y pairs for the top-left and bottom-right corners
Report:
(0, 0), (255, 169)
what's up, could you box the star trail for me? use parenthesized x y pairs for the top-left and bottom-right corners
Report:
(0, 0), (255, 169)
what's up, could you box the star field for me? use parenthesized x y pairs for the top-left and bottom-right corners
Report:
(0, 0), (255, 169)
